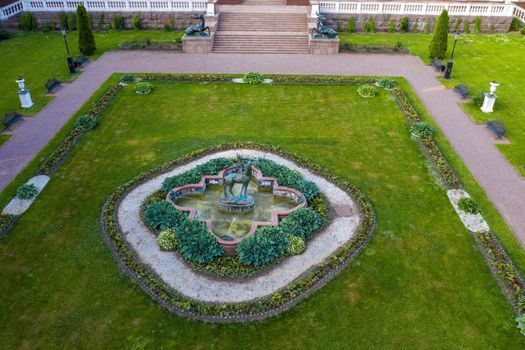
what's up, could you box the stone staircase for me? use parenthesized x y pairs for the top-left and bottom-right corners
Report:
(212, 6), (310, 54)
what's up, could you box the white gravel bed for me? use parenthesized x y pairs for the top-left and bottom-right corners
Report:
(232, 78), (273, 84)
(2, 175), (50, 216)
(447, 189), (490, 233)
(117, 149), (360, 303)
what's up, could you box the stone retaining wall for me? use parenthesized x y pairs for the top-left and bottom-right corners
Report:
(324, 14), (513, 33)
(1, 11), (200, 30)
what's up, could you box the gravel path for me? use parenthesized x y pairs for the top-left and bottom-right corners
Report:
(117, 149), (360, 303)
(1, 51), (524, 249)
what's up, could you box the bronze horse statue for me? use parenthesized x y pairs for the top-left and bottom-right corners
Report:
(223, 158), (253, 200)
(184, 14), (210, 37)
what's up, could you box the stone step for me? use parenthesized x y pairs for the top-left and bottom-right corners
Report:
(212, 31), (309, 53)
(217, 12), (308, 32)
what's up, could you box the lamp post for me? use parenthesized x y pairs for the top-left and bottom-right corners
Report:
(444, 31), (460, 80)
(61, 27), (75, 74)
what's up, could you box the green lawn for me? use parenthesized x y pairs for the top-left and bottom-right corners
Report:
(1, 80), (524, 348)
(339, 33), (525, 175)
(0, 134), (11, 146)
(0, 31), (182, 115)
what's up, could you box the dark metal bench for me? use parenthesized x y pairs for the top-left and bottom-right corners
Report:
(1, 111), (23, 132)
(486, 120), (506, 139)
(73, 55), (89, 68)
(453, 84), (469, 99)
(44, 78), (62, 93)
(430, 59), (446, 73)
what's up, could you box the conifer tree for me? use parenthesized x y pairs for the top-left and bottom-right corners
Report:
(77, 4), (96, 55)
(429, 10), (449, 59)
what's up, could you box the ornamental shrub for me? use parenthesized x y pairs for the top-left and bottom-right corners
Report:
(77, 4), (96, 55)
(177, 219), (223, 264)
(509, 18), (521, 32)
(74, 114), (97, 132)
(281, 207), (323, 241)
(237, 226), (289, 267)
(59, 12), (68, 30)
(429, 10), (449, 59)
(521, 27), (525, 35)
(463, 19), (470, 33)
(489, 23), (494, 34)
(458, 197), (479, 214)
(51, 19), (57, 31)
(474, 17), (482, 33)
(243, 72), (264, 85)
(423, 22), (430, 34)
(387, 20), (395, 33)
(310, 196), (329, 220)
(357, 84), (377, 98)
(132, 15), (142, 30)
(472, 92), (484, 107)
(16, 183), (38, 200)
(112, 15), (125, 30)
(378, 77), (397, 89)
(135, 82), (154, 94)
(453, 18), (462, 32)
(409, 121), (434, 138)
(346, 17), (355, 33)
(368, 17), (375, 33)
(68, 12), (77, 30)
(97, 13), (105, 31)
(43, 23), (51, 33)
(120, 74), (135, 84)
(162, 158), (234, 193)
(143, 200), (187, 230)
(400, 16), (409, 32)
(0, 28), (11, 41)
(163, 24), (173, 32)
(156, 228), (178, 251)
(18, 12), (37, 31)
(516, 314), (525, 336)
(412, 19), (419, 33)
(287, 235), (305, 256)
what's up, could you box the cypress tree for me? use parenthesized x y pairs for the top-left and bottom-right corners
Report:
(77, 4), (96, 55)
(429, 10), (449, 59)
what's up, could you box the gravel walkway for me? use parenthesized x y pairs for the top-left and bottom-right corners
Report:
(1, 51), (524, 249)
(117, 149), (360, 303)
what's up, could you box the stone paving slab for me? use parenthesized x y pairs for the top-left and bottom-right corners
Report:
(0, 51), (524, 249)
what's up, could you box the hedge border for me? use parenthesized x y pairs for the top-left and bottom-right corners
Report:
(101, 142), (376, 322)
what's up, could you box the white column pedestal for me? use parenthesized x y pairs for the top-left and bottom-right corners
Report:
(481, 93), (496, 114)
(17, 90), (34, 109)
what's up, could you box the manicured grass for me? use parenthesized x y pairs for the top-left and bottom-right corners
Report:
(0, 134), (11, 146)
(0, 80), (524, 348)
(0, 31), (182, 115)
(339, 33), (525, 175)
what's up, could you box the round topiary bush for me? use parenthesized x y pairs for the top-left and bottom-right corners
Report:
(243, 72), (264, 85)
(135, 82), (154, 95)
(156, 228), (178, 251)
(458, 197), (479, 214)
(74, 114), (97, 132)
(377, 78), (397, 90)
(357, 84), (377, 98)
(409, 121), (434, 138)
(287, 235), (305, 255)
(120, 74), (135, 84)
(16, 183), (38, 200)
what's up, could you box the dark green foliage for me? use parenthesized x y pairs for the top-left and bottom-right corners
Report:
(463, 19), (470, 33)
(176, 219), (223, 264)
(472, 92), (484, 107)
(521, 27), (525, 35)
(161, 158), (234, 193)
(163, 24), (172, 32)
(18, 12), (38, 31)
(132, 15), (141, 30)
(98, 13), (105, 31)
(489, 23), (495, 34)
(346, 17), (355, 33)
(510, 18), (521, 32)
(378, 77), (397, 89)
(120, 74), (135, 84)
(74, 114), (97, 132)
(458, 197), (479, 214)
(400, 16), (409, 33)
(68, 12), (77, 30)
(143, 200), (187, 231)
(0, 28), (11, 41)
(243, 72), (264, 85)
(474, 17), (482, 33)
(453, 18), (462, 32)
(51, 19), (57, 31)
(77, 4), (96, 55)
(43, 23), (51, 33)
(237, 226), (289, 267)
(388, 20), (395, 33)
(429, 10), (449, 59)
(59, 12), (68, 29)
(112, 15), (125, 30)
(409, 121), (434, 138)
(363, 18), (375, 33)
(423, 22), (430, 34)
(254, 158), (320, 201)
(283, 207), (323, 240)
(412, 19), (419, 33)
(16, 183), (38, 200)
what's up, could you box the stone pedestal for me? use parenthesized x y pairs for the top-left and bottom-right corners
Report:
(16, 78), (33, 109)
(310, 36), (339, 55)
(182, 33), (214, 54)
(481, 94), (497, 113)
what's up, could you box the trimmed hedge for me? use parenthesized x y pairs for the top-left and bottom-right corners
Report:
(177, 219), (224, 264)
(237, 226), (289, 267)
(143, 200), (187, 231)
